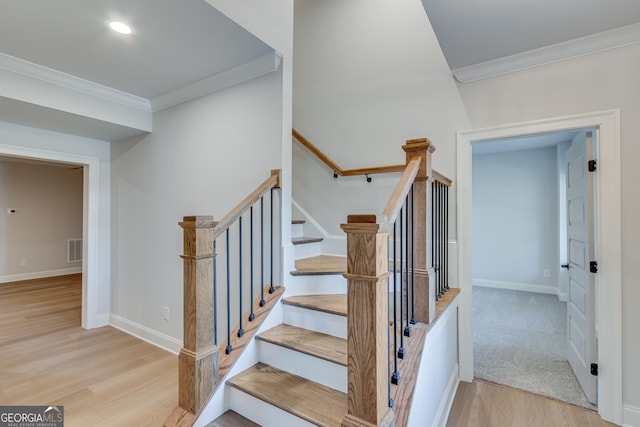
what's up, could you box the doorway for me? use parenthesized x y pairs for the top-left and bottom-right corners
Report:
(470, 130), (596, 407)
(456, 110), (622, 424)
(0, 142), (102, 329)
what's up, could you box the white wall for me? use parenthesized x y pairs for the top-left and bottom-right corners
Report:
(457, 42), (640, 417)
(0, 159), (82, 280)
(472, 147), (559, 294)
(292, 0), (469, 236)
(110, 70), (283, 345)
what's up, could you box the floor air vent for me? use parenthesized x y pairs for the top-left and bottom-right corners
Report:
(68, 239), (83, 262)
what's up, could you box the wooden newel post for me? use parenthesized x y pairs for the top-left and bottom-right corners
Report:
(402, 138), (436, 324)
(178, 216), (219, 414)
(341, 215), (395, 427)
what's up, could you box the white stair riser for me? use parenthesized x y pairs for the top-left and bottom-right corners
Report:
(283, 305), (347, 339)
(291, 223), (304, 238)
(257, 340), (347, 392)
(286, 274), (347, 296)
(293, 241), (322, 259)
(227, 386), (315, 427)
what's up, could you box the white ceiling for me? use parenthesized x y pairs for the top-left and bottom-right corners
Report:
(0, 0), (272, 100)
(1, 1), (638, 142)
(421, 0), (640, 70)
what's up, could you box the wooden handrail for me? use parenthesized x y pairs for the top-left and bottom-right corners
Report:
(382, 158), (420, 224)
(292, 129), (405, 177)
(212, 169), (281, 240)
(432, 169), (452, 187)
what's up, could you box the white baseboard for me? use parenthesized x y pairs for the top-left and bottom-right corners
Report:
(473, 278), (561, 297)
(0, 267), (82, 284)
(624, 404), (640, 427)
(110, 314), (182, 355)
(434, 364), (460, 427)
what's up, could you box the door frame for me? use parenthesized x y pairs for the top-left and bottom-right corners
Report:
(456, 109), (622, 424)
(0, 143), (102, 329)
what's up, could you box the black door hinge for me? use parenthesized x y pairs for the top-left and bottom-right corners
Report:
(588, 159), (597, 172)
(590, 261), (598, 273)
(591, 363), (598, 376)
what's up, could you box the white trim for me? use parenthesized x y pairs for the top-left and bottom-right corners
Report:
(151, 51), (282, 112)
(0, 143), (103, 330)
(0, 52), (151, 111)
(433, 366), (459, 427)
(291, 198), (346, 255)
(456, 110), (623, 425)
(110, 314), (182, 355)
(0, 267), (82, 284)
(623, 404), (640, 427)
(453, 23), (640, 83)
(473, 278), (560, 297)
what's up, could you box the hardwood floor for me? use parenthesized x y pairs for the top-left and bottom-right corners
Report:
(447, 379), (617, 427)
(0, 274), (178, 427)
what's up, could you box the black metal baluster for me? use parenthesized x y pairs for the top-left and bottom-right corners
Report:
(391, 221), (400, 384)
(410, 183), (416, 325)
(213, 240), (218, 345)
(237, 217), (244, 338)
(387, 235), (394, 408)
(225, 229), (232, 354)
(260, 197), (266, 307)
(445, 184), (449, 292)
(249, 206), (255, 321)
(432, 181), (438, 301)
(269, 188), (275, 294)
(440, 182), (444, 297)
(398, 206), (406, 359)
(403, 195), (411, 337)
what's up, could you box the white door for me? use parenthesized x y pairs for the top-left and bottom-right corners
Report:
(565, 131), (597, 404)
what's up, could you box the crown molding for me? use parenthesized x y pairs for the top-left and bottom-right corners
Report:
(0, 52), (151, 111)
(453, 22), (640, 84)
(151, 50), (282, 112)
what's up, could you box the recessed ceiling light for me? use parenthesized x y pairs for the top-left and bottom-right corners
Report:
(109, 21), (132, 35)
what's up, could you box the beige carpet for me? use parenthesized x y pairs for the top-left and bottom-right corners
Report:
(473, 286), (596, 409)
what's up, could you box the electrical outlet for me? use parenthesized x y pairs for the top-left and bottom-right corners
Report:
(20, 258), (27, 267)
(543, 269), (550, 277)
(162, 306), (170, 321)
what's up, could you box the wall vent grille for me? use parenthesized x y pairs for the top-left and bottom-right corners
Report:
(68, 239), (83, 263)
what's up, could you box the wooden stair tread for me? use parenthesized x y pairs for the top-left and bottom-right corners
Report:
(292, 255), (346, 276)
(283, 294), (347, 317)
(292, 236), (323, 245)
(205, 410), (259, 427)
(227, 362), (347, 427)
(292, 219), (305, 224)
(257, 324), (347, 366)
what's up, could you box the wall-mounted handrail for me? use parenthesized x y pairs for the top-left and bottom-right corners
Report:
(293, 128), (405, 177)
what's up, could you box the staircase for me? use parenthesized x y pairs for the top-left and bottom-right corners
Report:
(220, 219), (350, 426)
(170, 139), (458, 427)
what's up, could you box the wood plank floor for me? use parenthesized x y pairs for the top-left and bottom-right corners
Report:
(0, 274), (178, 427)
(447, 379), (617, 427)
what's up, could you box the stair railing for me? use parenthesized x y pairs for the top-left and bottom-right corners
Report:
(432, 171), (452, 301)
(341, 138), (437, 427)
(165, 169), (282, 427)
